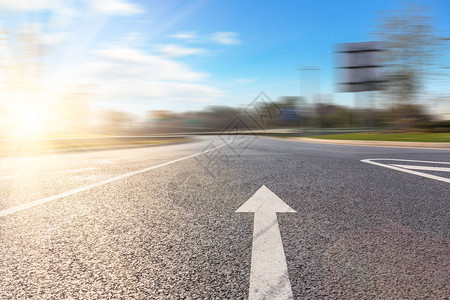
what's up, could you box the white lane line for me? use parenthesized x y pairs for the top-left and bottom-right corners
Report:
(0, 142), (229, 218)
(236, 185), (296, 300)
(391, 164), (450, 172)
(95, 159), (115, 165)
(370, 158), (450, 165)
(0, 167), (96, 182)
(52, 167), (97, 174)
(361, 159), (450, 183)
(0, 174), (22, 181)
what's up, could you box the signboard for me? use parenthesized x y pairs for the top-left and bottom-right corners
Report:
(337, 42), (384, 92)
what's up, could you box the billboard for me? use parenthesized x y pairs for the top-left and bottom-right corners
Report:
(337, 42), (385, 92)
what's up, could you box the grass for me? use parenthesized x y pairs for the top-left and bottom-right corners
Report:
(308, 132), (450, 143)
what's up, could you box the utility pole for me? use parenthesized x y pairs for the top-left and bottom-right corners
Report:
(296, 67), (321, 128)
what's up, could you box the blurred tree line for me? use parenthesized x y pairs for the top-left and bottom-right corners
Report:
(98, 95), (449, 135)
(136, 97), (444, 134)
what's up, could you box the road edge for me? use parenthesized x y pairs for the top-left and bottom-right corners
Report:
(262, 136), (450, 150)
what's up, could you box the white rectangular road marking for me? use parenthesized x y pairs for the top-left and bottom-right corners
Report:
(391, 164), (450, 172)
(361, 159), (450, 184)
(0, 142), (229, 218)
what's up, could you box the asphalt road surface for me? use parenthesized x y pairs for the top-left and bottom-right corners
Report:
(0, 136), (449, 299)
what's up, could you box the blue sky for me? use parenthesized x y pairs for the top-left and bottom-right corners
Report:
(0, 0), (449, 116)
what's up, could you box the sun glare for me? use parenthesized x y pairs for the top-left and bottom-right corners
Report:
(8, 102), (49, 138)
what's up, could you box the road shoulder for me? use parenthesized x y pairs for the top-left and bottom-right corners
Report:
(264, 136), (450, 149)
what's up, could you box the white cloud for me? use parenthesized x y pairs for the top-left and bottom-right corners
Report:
(54, 46), (223, 104)
(210, 32), (241, 45)
(170, 31), (199, 40)
(0, 0), (54, 11)
(0, 1), (79, 32)
(89, 0), (144, 15)
(17, 22), (67, 46)
(92, 47), (207, 81)
(42, 32), (68, 45)
(156, 44), (206, 57)
(96, 80), (222, 103)
(0, 0), (143, 19)
(19, 22), (43, 33)
(49, 2), (78, 28)
(170, 31), (242, 46)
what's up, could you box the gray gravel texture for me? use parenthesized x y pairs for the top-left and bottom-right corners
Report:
(0, 136), (449, 299)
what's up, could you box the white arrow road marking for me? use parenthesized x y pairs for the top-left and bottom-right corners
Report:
(236, 185), (296, 300)
(0, 141), (230, 218)
(361, 158), (450, 183)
